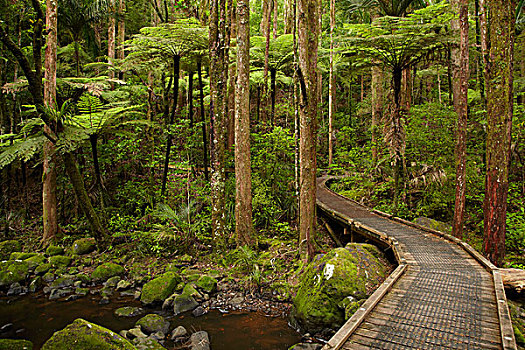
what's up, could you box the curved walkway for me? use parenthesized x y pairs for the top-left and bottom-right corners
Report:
(317, 177), (516, 350)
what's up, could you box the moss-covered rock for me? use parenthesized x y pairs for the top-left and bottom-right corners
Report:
(49, 255), (72, 268)
(0, 260), (29, 287)
(135, 314), (170, 335)
(292, 244), (389, 333)
(91, 263), (125, 283)
(140, 272), (181, 305)
(0, 240), (22, 260)
(10, 252), (37, 261)
(182, 283), (202, 299)
(50, 276), (75, 289)
(72, 238), (96, 255)
(46, 245), (65, 257)
(0, 339), (33, 349)
(41, 318), (135, 350)
(195, 276), (217, 294)
(25, 254), (46, 270)
(35, 263), (52, 275)
(114, 306), (145, 318)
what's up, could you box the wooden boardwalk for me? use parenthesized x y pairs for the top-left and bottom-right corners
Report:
(316, 177), (517, 350)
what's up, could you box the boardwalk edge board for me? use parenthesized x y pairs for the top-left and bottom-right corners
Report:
(317, 176), (517, 350)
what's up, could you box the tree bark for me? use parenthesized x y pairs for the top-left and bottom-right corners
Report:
(371, 65), (383, 165)
(42, 0), (58, 244)
(235, 0), (254, 246)
(297, 0), (320, 261)
(482, 0), (515, 267)
(108, 0), (116, 80)
(209, 0), (228, 247)
(117, 0), (126, 79)
(451, 0), (469, 239)
(262, 0), (272, 123)
(188, 71), (194, 127)
(328, 0), (335, 167)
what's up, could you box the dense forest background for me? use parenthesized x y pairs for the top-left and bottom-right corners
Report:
(0, 0), (523, 268)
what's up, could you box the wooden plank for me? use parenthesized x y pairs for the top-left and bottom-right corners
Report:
(321, 263), (407, 350)
(494, 270), (517, 350)
(366, 308), (501, 335)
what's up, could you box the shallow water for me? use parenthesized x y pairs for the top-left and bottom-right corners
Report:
(0, 292), (301, 349)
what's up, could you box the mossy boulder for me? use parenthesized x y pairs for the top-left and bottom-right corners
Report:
(0, 260), (29, 287)
(292, 244), (389, 333)
(10, 252), (37, 261)
(46, 245), (65, 257)
(35, 263), (52, 275)
(195, 276), (217, 294)
(49, 255), (72, 268)
(114, 306), (145, 318)
(140, 272), (181, 305)
(91, 263), (125, 283)
(41, 318), (135, 350)
(135, 314), (170, 335)
(0, 339), (33, 349)
(25, 254), (46, 270)
(72, 238), (96, 255)
(0, 240), (22, 260)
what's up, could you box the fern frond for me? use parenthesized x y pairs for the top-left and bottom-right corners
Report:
(0, 135), (47, 168)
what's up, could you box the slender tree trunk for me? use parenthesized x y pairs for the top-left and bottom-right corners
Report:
(451, 0), (469, 239)
(188, 71), (194, 127)
(284, 0), (293, 34)
(117, 0), (126, 79)
(482, 0), (515, 267)
(235, 0), (254, 246)
(270, 68), (276, 125)
(262, 0), (272, 123)
(161, 55), (181, 198)
(272, 0), (278, 39)
(227, 3), (237, 149)
(209, 0), (228, 246)
(197, 61), (209, 181)
(371, 65), (383, 165)
(297, 0), (320, 261)
(328, 0), (335, 166)
(475, 0), (486, 104)
(42, 0), (58, 244)
(108, 0), (116, 80)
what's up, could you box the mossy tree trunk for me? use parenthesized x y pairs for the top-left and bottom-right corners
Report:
(481, 0), (515, 267)
(197, 60), (209, 181)
(297, 0), (320, 261)
(42, 0), (58, 244)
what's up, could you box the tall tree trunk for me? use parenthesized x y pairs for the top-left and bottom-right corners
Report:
(371, 65), (383, 165)
(262, 0), (272, 123)
(475, 0), (486, 104)
(284, 0), (293, 34)
(297, 0), (320, 261)
(270, 68), (276, 125)
(451, 0), (469, 239)
(481, 0), (515, 267)
(235, 0), (254, 246)
(272, 0), (278, 39)
(161, 55), (181, 198)
(188, 71), (194, 127)
(209, 0), (228, 247)
(198, 61), (209, 181)
(108, 0), (116, 80)
(227, 3), (237, 149)
(42, 0), (58, 244)
(328, 0), (335, 166)
(117, 0), (126, 79)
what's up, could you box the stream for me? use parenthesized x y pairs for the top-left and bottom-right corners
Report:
(0, 292), (302, 349)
